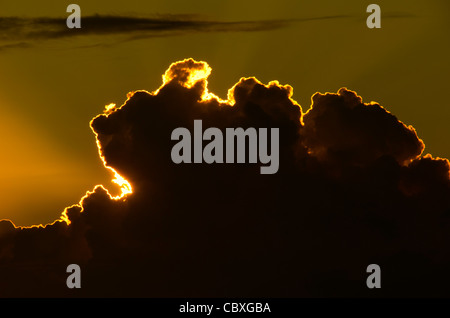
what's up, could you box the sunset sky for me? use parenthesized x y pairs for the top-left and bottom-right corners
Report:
(2, 0), (450, 298)
(1, 0), (449, 226)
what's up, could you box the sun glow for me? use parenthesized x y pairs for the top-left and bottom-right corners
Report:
(90, 120), (133, 200)
(58, 132), (133, 226)
(157, 58), (228, 103)
(110, 168), (132, 198)
(56, 113), (135, 227)
(162, 58), (212, 89)
(104, 103), (116, 114)
(185, 66), (211, 88)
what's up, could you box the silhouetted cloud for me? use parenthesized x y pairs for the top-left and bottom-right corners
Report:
(1, 59), (450, 297)
(302, 88), (424, 167)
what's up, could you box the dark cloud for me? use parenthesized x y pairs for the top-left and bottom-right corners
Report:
(0, 14), (354, 51)
(0, 14), (284, 51)
(0, 14), (285, 51)
(0, 11), (418, 51)
(0, 11), (417, 52)
(301, 88), (424, 167)
(0, 15), (286, 40)
(0, 41), (31, 51)
(1, 58), (450, 297)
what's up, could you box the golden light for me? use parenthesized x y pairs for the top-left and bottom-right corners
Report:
(184, 65), (211, 88)
(104, 102), (116, 114)
(110, 168), (132, 198)
(56, 114), (134, 226)
(161, 58), (212, 89)
(91, 122), (134, 200)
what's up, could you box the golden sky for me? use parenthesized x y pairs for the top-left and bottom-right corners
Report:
(1, 0), (449, 226)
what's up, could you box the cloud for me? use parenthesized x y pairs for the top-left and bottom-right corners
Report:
(301, 88), (425, 167)
(0, 14), (288, 51)
(0, 13), (354, 51)
(1, 59), (450, 297)
(0, 11), (418, 51)
(0, 14), (287, 39)
(0, 41), (31, 51)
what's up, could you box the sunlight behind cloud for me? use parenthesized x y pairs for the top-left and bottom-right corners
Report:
(0, 111), (103, 226)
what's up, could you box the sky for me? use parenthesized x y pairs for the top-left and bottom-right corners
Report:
(1, 0), (450, 297)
